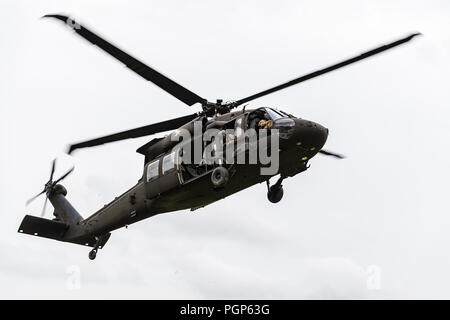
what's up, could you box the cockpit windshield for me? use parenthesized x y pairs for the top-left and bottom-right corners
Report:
(265, 108), (285, 120)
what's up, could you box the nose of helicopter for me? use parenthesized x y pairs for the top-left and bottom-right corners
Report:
(292, 118), (328, 151)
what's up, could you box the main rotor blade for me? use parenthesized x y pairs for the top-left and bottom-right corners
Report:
(26, 190), (46, 206)
(67, 113), (200, 154)
(43, 14), (207, 106)
(53, 166), (75, 184)
(234, 33), (421, 107)
(319, 149), (345, 159)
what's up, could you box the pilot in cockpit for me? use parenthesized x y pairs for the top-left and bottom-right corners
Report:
(248, 108), (274, 132)
(248, 109), (267, 130)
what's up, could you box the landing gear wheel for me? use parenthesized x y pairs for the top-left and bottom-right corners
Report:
(267, 186), (284, 203)
(211, 166), (229, 187)
(89, 249), (97, 260)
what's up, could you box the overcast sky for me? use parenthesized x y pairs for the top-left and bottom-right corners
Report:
(1, 0), (450, 299)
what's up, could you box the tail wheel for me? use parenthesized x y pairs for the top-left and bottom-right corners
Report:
(267, 185), (284, 203)
(211, 167), (229, 188)
(89, 249), (97, 260)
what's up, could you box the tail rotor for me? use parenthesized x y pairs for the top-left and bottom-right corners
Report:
(25, 159), (74, 218)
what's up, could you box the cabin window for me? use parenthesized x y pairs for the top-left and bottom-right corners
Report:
(162, 152), (176, 174)
(146, 160), (159, 181)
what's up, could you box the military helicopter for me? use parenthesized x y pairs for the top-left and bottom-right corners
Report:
(18, 14), (420, 260)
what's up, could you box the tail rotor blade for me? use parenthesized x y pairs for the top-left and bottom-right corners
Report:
(49, 159), (56, 182)
(26, 189), (46, 206)
(40, 196), (48, 217)
(53, 166), (75, 185)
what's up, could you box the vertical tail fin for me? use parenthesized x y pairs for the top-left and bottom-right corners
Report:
(48, 185), (83, 225)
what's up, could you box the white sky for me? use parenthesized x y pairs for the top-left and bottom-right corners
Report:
(1, 0), (450, 299)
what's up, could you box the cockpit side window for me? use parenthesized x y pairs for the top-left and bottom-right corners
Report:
(146, 160), (160, 182)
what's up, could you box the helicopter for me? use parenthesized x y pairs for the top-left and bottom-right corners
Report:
(18, 14), (420, 260)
